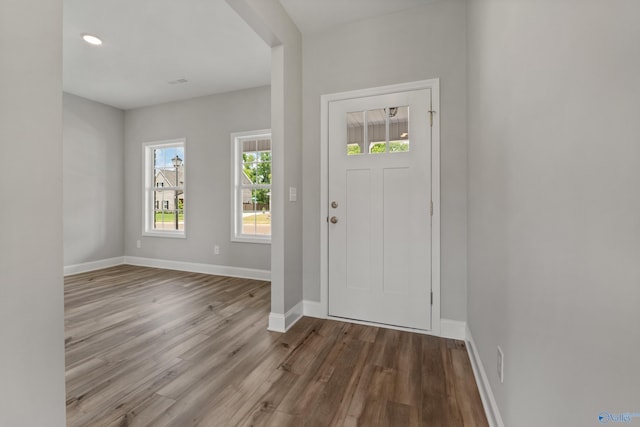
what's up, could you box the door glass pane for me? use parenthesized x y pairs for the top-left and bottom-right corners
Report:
(389, 105), (409, 153)
(367, 108), (386, 154)
(347, 111), (364, 155)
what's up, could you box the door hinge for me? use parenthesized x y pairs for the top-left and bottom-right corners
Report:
(428, 110), (435, 127)
(431, 291), (433, 305)
(430, 201), (434, 216)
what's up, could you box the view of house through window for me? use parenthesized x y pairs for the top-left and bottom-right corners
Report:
(143, 139), (185, 236)
(232, 130), (271, 242)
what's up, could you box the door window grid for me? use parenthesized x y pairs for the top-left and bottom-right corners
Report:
(346, 106), (410, 155)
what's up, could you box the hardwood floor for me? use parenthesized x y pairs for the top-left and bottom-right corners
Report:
(65, 265), (488, 427)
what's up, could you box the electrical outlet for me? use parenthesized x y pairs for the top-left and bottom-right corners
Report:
(497, 346), (504, 383)
(214, 245), (220, 255)
(136, 240), (141, 249)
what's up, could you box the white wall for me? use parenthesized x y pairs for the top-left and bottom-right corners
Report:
(124, 86), (271, 271)
(63, 93), (125, 267)
(0, 0), (66, 425)
(467, 1), (640, 425)
(302, 0), (468, 321)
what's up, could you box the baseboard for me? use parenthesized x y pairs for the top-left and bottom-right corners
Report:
(268, 300), (303, 333)
(465, 325), (505, 427)
(440, 318), (467, 340)
(124, 256), (271, 281)
(64, 256), (125, 276)
(267, 312), (285, 332)
(302, 299), (326, 318)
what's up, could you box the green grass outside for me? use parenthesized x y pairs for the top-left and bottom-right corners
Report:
(155, 212), (184, 222)
(155, 211), (270, 224)
(243, 213), (271, 224)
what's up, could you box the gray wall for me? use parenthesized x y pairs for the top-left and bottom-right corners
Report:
(302, 0), (468, 321)
(467, 1), (640, 425)
(124, 86), (271, 270)
(0, 0), (66, 425)
(63, 93), (125, 266)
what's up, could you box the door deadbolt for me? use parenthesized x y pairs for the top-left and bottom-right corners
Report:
(330, 216), (338, 224)
(331, 201), (338, 208)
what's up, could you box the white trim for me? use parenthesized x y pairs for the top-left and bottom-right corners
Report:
(319, 79), (441, 334)
(141, 231), (187, 239)
(302, 299), (326, 319)
(64, 257), (125, 276)
(268, 312), (286, 332)
(430, 81), (441, 333)
(230, 129), (272, 244)
(231, 236), (272, 245)
(123, 256), (270, 281)
(64, 256), (271, 280)
(440, 319), (467, 340)
(268, 300), (303, 332)
(142, 138), (187, 238)
(466, 325), (505, 427)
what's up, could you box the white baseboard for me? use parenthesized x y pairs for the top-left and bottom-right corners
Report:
(440, 318), (467, 340)
(465, 325), (504, 427)
(64, 256), (125, 276)
(302, 299), (326, 318)
(268, 312), (285, 332)
(268, 300), (303, 333)
(124, 256), (270, 281)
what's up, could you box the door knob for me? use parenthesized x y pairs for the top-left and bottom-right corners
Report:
(330, 216), (338, 224)
(331, 201), (338, 208)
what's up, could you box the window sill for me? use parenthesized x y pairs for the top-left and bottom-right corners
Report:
(231, 236), (271, 245)
(142, 231), (186, 239)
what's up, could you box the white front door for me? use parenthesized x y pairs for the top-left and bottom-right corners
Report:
(328, 89), (433, 330)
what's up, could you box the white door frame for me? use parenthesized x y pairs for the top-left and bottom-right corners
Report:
(319, 79), (441, 335)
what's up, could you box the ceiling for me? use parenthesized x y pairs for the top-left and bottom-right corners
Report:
(63, 0), (435, 110)
(63, 0), (271, 110)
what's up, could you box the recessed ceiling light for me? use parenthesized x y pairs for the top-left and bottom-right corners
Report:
(82, 34), (102, 46)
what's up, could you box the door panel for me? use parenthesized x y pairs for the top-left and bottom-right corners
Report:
(328, 89), (432, 330)
(345, 169), (372, 291)
(383, 167), (410, 295)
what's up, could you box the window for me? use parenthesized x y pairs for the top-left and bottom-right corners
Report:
(143, 139), (186, 237)
(231, 130), (271, 243)
(346, 106), (410, 155)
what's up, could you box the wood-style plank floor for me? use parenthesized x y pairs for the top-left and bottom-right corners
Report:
(65, 265), (488, 427)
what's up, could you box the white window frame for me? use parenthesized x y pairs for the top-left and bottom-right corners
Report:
(142, 138), (186, 238)
(230, 129), (272, 244)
